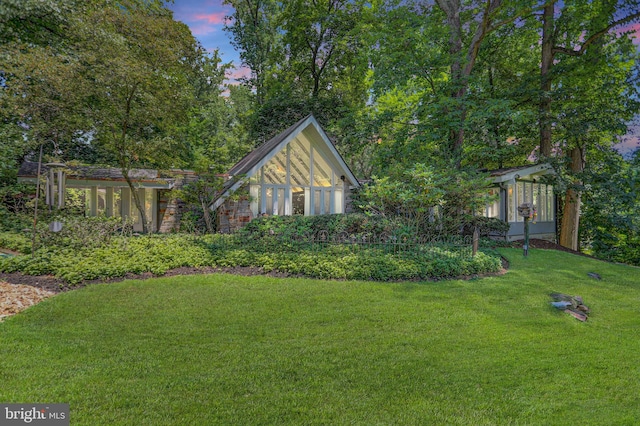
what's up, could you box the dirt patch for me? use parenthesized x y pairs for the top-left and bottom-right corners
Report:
(511, 238), (595, 258)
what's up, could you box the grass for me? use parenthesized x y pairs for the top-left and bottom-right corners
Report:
(1, 248), (640, 425)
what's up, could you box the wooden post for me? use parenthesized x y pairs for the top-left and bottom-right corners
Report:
(472, 227), (479, 257)
(523, 216), (530, 257)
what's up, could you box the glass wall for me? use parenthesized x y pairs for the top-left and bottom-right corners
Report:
(250, 135), (346, 217)
(506, 181), (554, 222)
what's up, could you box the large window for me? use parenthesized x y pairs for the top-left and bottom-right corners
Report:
(249, 136), (345, 217)
(506, 181), (554, 222)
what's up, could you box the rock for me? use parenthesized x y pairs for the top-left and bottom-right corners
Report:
(564, 308), (588, 322)
(577, 304), (590, 313)
(551, 301), (572, 309)
(550, 292), (590, 321)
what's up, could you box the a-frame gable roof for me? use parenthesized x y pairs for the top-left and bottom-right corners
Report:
(212, 114), (359, 211)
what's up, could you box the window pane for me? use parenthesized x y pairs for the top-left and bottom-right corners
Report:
(277, 188), (285, 216)
(249, 170), (261, 184)
(266, 187), (274, 215)
(508, 185), (515, 222)
(250, 185), (260, 217)
(314, 190), (321, 215)
(547, 185), (554, 221)
(532, 184), (539, 218)
(313, 150), (333, 187)
(334, 189), (343, 213)
(324, 190), (330, 214)
(263, 150), (287, 184)
(97, 188), (106, 215)
(540, 185), (545, 220)
(292, 187), (305, 215)
(290, 138), (311, 185)
(84, 189), (91, 216)
(113, 188), (122, 218)
(145, 189), (153, 230)
(516, 182), (524, 222)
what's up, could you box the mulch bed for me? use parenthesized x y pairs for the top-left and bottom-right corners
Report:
(0, 238), (583, 319)
(0, 266), (297, 294)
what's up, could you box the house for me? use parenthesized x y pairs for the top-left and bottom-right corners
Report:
(211, 114), (361, 232)
(481, 163), (556, 241)
(17, 115), (361, 233)
(17, 161), (195, 233)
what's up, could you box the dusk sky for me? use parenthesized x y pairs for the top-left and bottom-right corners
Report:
(167, 1), (245, 79)
(168, 1), (640, 155)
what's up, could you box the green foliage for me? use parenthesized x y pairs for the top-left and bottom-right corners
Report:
(0, 228), (501, 284)
(33, 216), (130, 252)
(0, 183), (34, 232)
(355, 163), (497, 233)
(461, 217), (510, 238)
(238, 213), (396, 239)
(0, 231), (31, 254)
(580, 148), (640, 265)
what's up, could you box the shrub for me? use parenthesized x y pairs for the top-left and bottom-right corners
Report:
(461, 216), (510, 238)
(238, 213), (399, 241)
(0, 231), (32, 254)
(0, 231), (502, 284)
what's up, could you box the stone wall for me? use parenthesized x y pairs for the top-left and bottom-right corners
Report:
(158, 195), (184, 233)
(216, 197), (253, 234)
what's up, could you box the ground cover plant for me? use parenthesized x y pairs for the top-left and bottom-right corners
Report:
(1, 248), (639, 424)
(0, 214), (503, 283)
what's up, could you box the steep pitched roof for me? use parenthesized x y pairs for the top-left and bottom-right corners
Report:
(212, 114), (359, 210)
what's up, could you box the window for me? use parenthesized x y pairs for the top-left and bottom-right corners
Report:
(508, 181), (553, 222)
(481, 188), (500, 219)
(507, 185), (515, 222)
(249, 135), (345, 217)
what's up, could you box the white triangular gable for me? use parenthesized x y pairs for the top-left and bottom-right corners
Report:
(212, 115), (359, 213)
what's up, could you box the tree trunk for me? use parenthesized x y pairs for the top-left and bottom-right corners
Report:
(539, 1), (555, 158)
(559, 146), (585, 250)
(201, 198), (214, 234)
(124, 174), (149, 234)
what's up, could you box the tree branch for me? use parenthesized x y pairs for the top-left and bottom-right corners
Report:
(553, 12), (640, 57)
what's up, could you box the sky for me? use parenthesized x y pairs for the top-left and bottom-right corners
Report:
(167, 1), (640, 156)
(167, 1), (247, 82)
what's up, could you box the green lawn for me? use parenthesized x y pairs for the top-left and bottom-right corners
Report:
(1, 248), (640, 425)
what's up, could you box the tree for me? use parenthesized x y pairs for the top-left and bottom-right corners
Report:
(0, 0), (70, 45)
(0, 0), (81, 183)
(223, 0), (282, 105)
(534, 0), (640, 249)
(580, 147), (640, 265)
(538, 0), (640, 157)
(78, 4), (200, 233)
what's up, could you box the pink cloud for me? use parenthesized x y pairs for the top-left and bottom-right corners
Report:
(615, 125), (640, 157)
(182, 12), (227, 36)
(193, 12), (226, 25)
(226, 65), (251, 84)
(617, 22), (640, 44)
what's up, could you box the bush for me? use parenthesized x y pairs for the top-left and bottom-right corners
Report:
(238, 213), (402, 241)
(461, 216), (510, 238)
(0, 231), (32, 254)
(0, 231), (502, 284)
